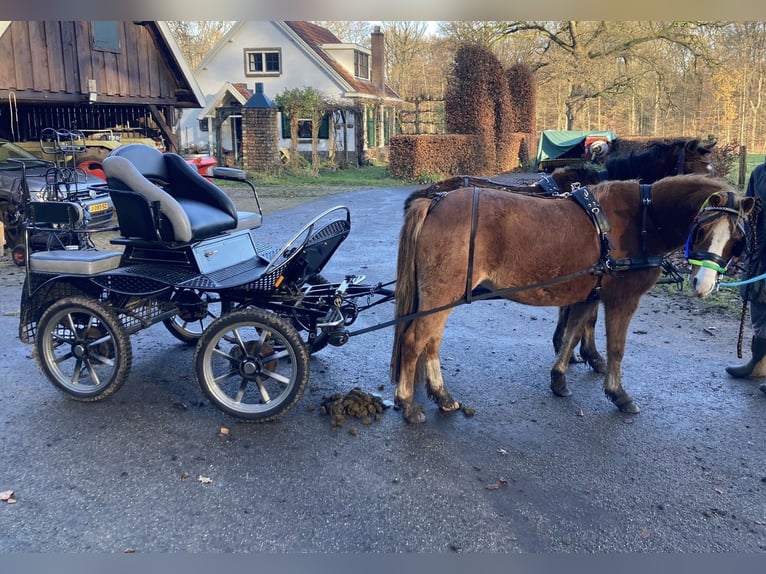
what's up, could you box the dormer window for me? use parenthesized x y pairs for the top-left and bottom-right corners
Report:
(245, 48), (281, 76)
(354, 50), (370, 80)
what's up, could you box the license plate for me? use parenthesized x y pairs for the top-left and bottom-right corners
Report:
(89, 202), (109, 214)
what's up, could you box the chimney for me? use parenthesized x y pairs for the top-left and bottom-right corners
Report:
(371, 25), (385, 91)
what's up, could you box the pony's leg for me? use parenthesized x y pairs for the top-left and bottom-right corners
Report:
(602, 299), (641, 414)
(578, 306), (607, 374)
(550, 301), (598, 397)
(552, 306), (569, 355)
(422, 338), (461, 413)
(394, 311), (452, 423)
(554, 306), (586, 365)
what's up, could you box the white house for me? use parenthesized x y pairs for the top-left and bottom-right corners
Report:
(176, 21), (403, 166)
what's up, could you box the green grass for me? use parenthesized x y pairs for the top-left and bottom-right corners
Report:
(251, 165), (403, 188)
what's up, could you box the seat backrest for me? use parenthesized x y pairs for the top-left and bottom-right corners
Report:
(103, 155), (193, 242)
(107, 144), (169, 182)
(27, 201), (85, 228)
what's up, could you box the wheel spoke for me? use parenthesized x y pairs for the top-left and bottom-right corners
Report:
(88, 352), (114, 368)
(54, 351), (75, 364)
(213, 369), (239, 385)
(234, 378), (249, 403)
(260, 369), (290, 386)
(71, 358), (83, 384)
(256, 381), (272, 403)
(85, 361), (101, 386)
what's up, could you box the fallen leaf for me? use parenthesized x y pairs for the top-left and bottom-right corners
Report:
(486, 479), (508, 490)
(219, 426), (230, 436)
(497, 448), (508, 456)
(0, 490), (15, 503)
(575, 408), (585, 417)
(198, 475), (213, 484)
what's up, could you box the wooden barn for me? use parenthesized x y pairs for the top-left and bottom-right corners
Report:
(0, 20), (203, 155)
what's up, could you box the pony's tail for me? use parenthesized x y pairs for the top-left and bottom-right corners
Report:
(390, 196), (432, 384)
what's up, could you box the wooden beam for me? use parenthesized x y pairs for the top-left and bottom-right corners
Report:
(148, 104), (177, 152)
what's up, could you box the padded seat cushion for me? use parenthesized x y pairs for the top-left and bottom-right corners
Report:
(30, 249), (123, 275)
(176, 198), (241, 240)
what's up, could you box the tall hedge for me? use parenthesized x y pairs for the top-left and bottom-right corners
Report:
(506, 63), (536, 133)
(445, 44), (505, 174)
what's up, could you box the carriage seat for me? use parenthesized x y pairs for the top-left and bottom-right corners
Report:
(27, 201), (122, 275)
(104, 145), (260, 241)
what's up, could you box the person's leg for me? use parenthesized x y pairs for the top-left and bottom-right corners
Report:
(726, 302), (766, 378)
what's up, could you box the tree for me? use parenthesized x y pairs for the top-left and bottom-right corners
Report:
(166, 21), (234, 69)
(500, 21), (717, 130)
(312, 21), (372, 45)
(274, 87), (330, 175)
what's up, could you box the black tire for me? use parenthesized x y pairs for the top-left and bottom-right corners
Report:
(35, 296), (132, 401)
(163, 290), (231, 345)
(12, 244), (26, 266)
(194, 308), (310, 422)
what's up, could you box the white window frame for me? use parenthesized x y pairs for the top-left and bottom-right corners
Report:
(244, 48), (282, 77)
(354, 50), (370, 80)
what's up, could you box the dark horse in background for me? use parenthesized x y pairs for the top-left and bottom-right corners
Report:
(410, 138), (715, 373)
(391, 174), (752, 423)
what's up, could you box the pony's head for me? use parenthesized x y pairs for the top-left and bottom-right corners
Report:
(686, 191), (755, 297)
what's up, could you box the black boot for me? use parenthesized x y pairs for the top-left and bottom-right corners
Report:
(759, 383), (766, 395)
(726, 337), (766, 378)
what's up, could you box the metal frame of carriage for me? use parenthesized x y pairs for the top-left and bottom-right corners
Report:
(17, 144), (394, 422)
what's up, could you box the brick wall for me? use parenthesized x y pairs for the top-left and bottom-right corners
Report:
(242, 107), (279, 172)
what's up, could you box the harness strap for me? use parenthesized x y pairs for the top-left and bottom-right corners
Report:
(570, 186), (616, 275)
(465, 187), (480, 304)
(639, 184), (653, 256)
(537, 175), (560, 194)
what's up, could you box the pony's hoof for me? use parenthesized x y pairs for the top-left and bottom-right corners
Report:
(585, 356), (607, 374)
(550, 371), (571, 397)
(439, 401), (461, 413)
(402, 404), (426, 424)
(618, 401), (640, 414)
(609, 392), (640, 413)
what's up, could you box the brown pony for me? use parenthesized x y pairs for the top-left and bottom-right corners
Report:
(409, 138), (715, 374)
(390, 174), (752, 424)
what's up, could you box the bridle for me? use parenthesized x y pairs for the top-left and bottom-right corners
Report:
(674, 143), (714, 176)
(685, 193), (747, 275)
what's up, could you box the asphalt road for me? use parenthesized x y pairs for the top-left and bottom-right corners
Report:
(0, 183), (765, 554)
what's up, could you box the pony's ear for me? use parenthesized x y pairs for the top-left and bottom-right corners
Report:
(742, 196), (757, 215)
(706, 191), (726, 207)
(685, 139), (699, 153)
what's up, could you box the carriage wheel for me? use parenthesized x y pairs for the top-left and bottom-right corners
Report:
(194, 308), (309, 422)
(12, 244), (26, 266)
(35, 296), (132, 401)
(163, 289), (231, 345)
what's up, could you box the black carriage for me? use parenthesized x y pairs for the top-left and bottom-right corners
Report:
(17, 144), (392, 422)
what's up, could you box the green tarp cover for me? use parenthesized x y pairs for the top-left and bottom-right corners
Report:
(536, 130), (617, 165)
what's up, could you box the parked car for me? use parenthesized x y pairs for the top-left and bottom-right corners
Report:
(0, 138), (115, 264)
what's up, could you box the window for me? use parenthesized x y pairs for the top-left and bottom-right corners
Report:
(354, 50), (370, 79)
(245, 49), (281, 76)
(92, 21), (120, 53)
(281, 113), (330, 140)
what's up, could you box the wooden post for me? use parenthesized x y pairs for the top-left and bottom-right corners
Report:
(739, 145), (747, 189)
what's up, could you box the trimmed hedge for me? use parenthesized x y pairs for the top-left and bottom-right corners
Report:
(389, 134), (478, 179)
(389, 132), (536, 180)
